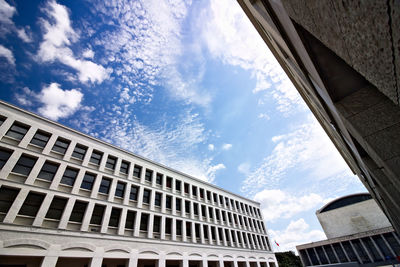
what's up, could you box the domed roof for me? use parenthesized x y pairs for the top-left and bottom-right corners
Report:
(318, 193), (372, 213)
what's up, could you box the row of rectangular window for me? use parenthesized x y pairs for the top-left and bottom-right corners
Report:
(1, 119), (261, 218)
(0, 186), (270, 250)
(0, 146), (266, 233)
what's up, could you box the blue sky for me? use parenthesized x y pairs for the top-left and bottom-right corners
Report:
(0, 0), (367, 252)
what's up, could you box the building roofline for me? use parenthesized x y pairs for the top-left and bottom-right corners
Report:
(0, 100), (260, 205)
(316, 192), (371, 214)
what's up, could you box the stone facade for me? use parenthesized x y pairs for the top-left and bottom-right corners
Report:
(0, 101), (277, 267)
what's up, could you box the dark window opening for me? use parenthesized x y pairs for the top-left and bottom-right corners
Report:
(109, 208), (121, 227)
(12, 154), (37, 176)
(52, 138), (70, 154)
(30, 130), (51, 148)
(45, 196), (67, 220)
(60, 167), (79, 186)
(130, 186), (138, 201)
(145, 169), (153, 182)
(175, 179), (181, 191)
(99, 178), (112, 194)
(140, 213), (149, 231)
(155, 192), (162, 207)
(6, 122), (29, 140)
(166, 195), (172, 209)
(156, 173), (163, 185)
(125, 210), (136, 229)
(90, 205), (105, 225)
(69, 201), (87, 223)
(0, 147), (13, 169)
(80, 172), (96, 190)
(37, 161), (59, 181)
(71, 144), (87, 160)
(120, 160), (130, 174)
(18, 192), (45, 217)
(106, 155), (117, 170)
(176, 198), (181, 211)
(133, 165), (142, 178)
(143, 189), (151, 204)
(153, 216), (161, 233)
(115, 182), (126, 198)
(0, 187), (20, 214)
(89, 150), (103, 165)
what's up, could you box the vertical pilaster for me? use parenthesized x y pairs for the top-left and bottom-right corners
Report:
(58, 197), (76, 229)
(32, 193), (54, 227)
(118, 208), (128, 235)
(81, 202), (95, 232)
(100, 205), (112, 233)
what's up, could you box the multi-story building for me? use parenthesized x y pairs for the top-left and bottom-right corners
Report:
(296, 193), (400, 267)
(0, 100), (277, 267)
(237, 0), (400, 233)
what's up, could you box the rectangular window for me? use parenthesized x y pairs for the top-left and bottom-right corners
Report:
(0, 116), (5, 126)
(213, 193), (217, 203)
(208, 207), (213, 219)
(219, 195), (223, 205)
(218, 228), (223, 241)
(69, 201), (87, 223)
(193, 203), (198, 215)
(166, 195), (172, 209)
(140, 213), (149, 231)
(89, 150), (103, 165)
(225, 197), (229, 207)
(203, 225), (208, 239)
(120, 160), (130, 174)
(143, 189), (150, 204)
(225, 229), (230, 242)
(145, 169), (153, 182)
(130, 186), (139, 201)
(153, 215), (161, 233)
(115, 182), (126, 198)
(6, 122), (29, 140)
(125, 210), (136, 229)
(106, 155), (117, 170)
(195, 224), (200, 238)
(0, 187), (20, 214)
(99, 177), (111, 194)
(133, 165), (142, 178)
(216, 209), (220, 221)
(45, 196), (67, 220)
(222, 211), (226, 222)
(18, 192), (45, 217)
(184, 183), (189, 194)
(192, 186), (197, 197)
(186, 222), (191, 237)
(90, 204), (105, 225)
(201, 205), (206, 218)
(206, 191), (211, 201)
(155, 192), (162, 207)
(30, 130), (51, 148)
(71, 144), (87, 160)
(176, 220), (182, 235)
(166, 176), (172, 188)
(176, 198), (181, 211)
(227, 212), (232, 223)
(80, 172), (96, 190)
(37, 161), (59, 181)
(109, 208), (121, 227)
(0, 147), (13, 169)
(60, 167), (79, 186)
(165, 218), (172, 234)
(175, 179), (181, 191)
(199, 188), (204, 198)
(156, 173), (163, 185)
(231, 230), (236, 243)
(185, 200), (190, 214)
(12, 154), (37, 176)
(51, 137), (70, 154)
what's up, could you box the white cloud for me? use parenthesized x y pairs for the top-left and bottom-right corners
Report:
(37, 83), (83, 120)
(238, 162), (250, 174)
(269, 218), (326, 252)
(254, 189), (325, 222)
(37, 1), (109, 84)
(15, 87), (35, 106)
(198, 0), (304, 115)
(258, 113), (270, 120)
(208, 144), (215, 151)
(241, 116), (357, 196)
(82, 48), (94, 59)
(0, 0), (15, 25)
(0, 44), (15, 65)
(222, 143), (232, 150)
(17, 27), (32, 43)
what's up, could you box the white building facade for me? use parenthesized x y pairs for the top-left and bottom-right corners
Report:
(0, 101), (277, 267)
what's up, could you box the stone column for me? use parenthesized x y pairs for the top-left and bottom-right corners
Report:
(160, 215), (166, 240)
(62, 140), (76, 161)
(40, 256), (58, 267)
(3, 188), (29, 223)
(107, 178), (118, 201)
(58, 197), (77, 229)
(71, 169), (85, 194)
(100, 205), (112, 233)
(172, 217), (177, 241)
(18, 126), (37, 148)
(98, 152), (109, 172)
(147, 213), (154, 238)
(134, 211), (142, 237)
(137, 186), (144, 208)
(118, 208), (128, 235)
(114, 158), (122, 176)
(49, 162), (67, 190)
(90, 173), (102, 199)
(24, 157), (46, 185)
(82, 147), (93, 167)
(42, 134), (58, 155)
(32, 193), (54, 227)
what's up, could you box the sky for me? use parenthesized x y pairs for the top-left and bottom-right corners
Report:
(0, 0), (367, 252)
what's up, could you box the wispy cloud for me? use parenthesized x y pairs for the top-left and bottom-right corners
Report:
(198, 0), (304, 115)
(254, 189), (325, 222)
(37, 0), (109, 84)
(269, 218), (326, 252)
(241, 115), (357, 196)
(208, 144), (215, 151)
(222, 143), (232, 150)
(91, 0), (210, 107)
(17, 27), (33, 43)
(0, 44), (15, 66)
